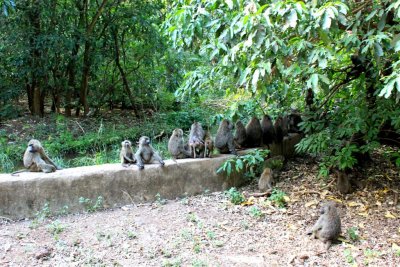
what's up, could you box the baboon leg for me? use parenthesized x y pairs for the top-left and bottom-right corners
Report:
(42, 153), (61, 170)
(324, 240), (332, 250)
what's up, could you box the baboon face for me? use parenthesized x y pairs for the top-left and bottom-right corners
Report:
(121, 140), (132, 149)
(138, 136), (151, 146)
(27, 139), (42, 153)
(172, 129), (183, 138)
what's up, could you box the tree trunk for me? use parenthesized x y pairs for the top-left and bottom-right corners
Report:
(112, 28), (139, 117)
(79, 40), (91, 116)
(27, 1), (44, 116)
(78, 0), (109, 116)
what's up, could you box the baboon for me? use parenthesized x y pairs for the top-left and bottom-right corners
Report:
(204, 131), (214, 158)
(245, 117), (263, 147)
(168, 128), (192, 160)
(120, 140), (136, 167)
(215, 119), (237, 155)
(12, 139), (60, 176)
(258, 167), (273, 191)
(234, 120), (247, 149)
(261, 115), (275, 145)
(335, 170), (351, 194)
(135, 136), (165, 170)
(274, 115), (288, 143)
(307, 201), (341, 250)
(305, 88), (314, 108)
(188, 122), (205, 158)
(287, 111), (303, 133)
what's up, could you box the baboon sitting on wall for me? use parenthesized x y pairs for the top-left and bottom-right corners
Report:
(168, 128), (192, 160)
(274, 115), (288, 143)
(261, 115), (275, 146)
(188, 122), (205, 158)
(287, 111), (303, 134)
(135, 136), (165, 170)
(234, 120), (247, 149)
(307, 201), (341, 250)
(245, 117), (263, 147)
(215, 119), (237, 155)
(204, 131), (214, 158)
(12, 139), (61, 175)
(120, 140), (136, 167)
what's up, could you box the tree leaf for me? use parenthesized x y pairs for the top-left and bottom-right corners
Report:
(252, 69), (260, 88)
(286, 9), (298, 28)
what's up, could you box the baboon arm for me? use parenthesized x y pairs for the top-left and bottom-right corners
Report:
(182, 148), (192, 157)
(123, 155), (136, 163)
(135, 152), (144, 168)
(227, 138), (237, 155)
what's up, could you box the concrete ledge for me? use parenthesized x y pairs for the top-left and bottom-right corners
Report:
(0, 134), (302, 220)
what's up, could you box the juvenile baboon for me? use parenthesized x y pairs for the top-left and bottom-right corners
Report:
(245, 117), (263, 147)
(135, 136), (165, 170)
(307, 201), (341, 250)
(261, 115), (275, 146)
(188, 122), (205, 158)
(274, 115), (288, 143)
(204, 131), (214, 158)
(168, 128), (192, 160)
(258, 167), (273, 191)
(215, 119), (237, 155)
(12, 139), (60, 175)
(120, 140), (136, 167)
(335, 170), (351, 194)
(234, 120), (247, 149)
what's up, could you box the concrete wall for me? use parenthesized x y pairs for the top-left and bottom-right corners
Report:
(0, 134), (302, 220)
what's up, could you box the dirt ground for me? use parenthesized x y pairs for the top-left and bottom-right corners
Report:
(1, 155), (399, 267)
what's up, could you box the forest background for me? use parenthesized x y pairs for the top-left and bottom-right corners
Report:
(0, 0), (399, 176)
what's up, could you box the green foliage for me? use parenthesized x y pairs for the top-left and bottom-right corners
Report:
(30, 202), (52, 229)
(347, 227), (360, 242)
(224, 187), (245, 205)
(268, 189), (287, 208)
(344, 249), (355, 263)
(47, 220), (66, 239)
(248, 206), (263, 218)
(79, 196), (104, 213)
(217, 149), (269, 178)
(165, 0), (400, 173)
(155, 193), (167, 206)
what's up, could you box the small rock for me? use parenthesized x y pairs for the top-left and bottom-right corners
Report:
(35, 246), (53, 260)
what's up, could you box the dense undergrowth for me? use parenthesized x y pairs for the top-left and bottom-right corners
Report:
(0, 106), (216, 173)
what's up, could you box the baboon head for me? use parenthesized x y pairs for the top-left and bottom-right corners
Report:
(121, 140), (132, 149)
(172, 128), (183, 138)
(320, 201), (337, 214)
(138, 136), (151, 146)
(27, 139), (42, 153)
(191, 121), (202, 130)
(221, 119), (233, 130)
